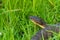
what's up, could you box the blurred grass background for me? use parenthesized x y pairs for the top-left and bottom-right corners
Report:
(0, 0), (60, 40)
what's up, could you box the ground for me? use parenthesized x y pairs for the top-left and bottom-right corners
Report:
(0, 0), (60, 40)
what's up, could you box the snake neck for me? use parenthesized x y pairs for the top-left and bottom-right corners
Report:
(39, 24), (48, 29)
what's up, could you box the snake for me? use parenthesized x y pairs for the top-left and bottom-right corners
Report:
(30, 16), (60, 40)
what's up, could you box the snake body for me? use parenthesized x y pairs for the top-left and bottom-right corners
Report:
(30, 16), (60, 40)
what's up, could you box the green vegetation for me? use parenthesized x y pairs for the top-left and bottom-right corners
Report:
(0, 0), (60, 40)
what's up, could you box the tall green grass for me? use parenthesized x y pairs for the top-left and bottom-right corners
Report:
(0, 0), (60, 40)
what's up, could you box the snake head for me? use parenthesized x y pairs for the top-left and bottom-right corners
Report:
(30, 16), (46, 28)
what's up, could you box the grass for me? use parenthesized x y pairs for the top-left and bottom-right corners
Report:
(0, 0), (60, 40)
